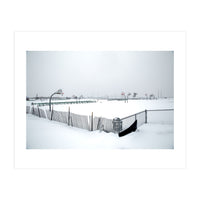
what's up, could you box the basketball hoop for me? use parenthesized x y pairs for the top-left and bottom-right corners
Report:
(49, 89), (64, 111)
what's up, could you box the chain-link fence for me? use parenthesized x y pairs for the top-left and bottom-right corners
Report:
(45, 109), (89, 130)
(26, 106), (30, 114)
(146, 109), (174, 124)
(120, 109), (173, 132)
(46, 110), (68, 123)
(27, 106), (46, 118)
(92, 117), (114, 132)
(26, 105), (174, 133)
(70, 113), (89, 130)
(121, 110), (146, 131)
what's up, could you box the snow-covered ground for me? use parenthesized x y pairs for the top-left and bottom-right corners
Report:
(27, 114), (173, 149)
(26, 98), (174, 149)
(29, 98), (174, 119)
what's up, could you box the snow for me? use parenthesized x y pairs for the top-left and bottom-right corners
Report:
(26, 99), (174, 149)
(29, 98), (174, 119)
(26, 113), (174, 149)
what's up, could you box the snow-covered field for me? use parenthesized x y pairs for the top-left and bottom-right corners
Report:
(29, 98), (174, 119)
(26, 99), (174, 149)
(27, 114), (173, 149)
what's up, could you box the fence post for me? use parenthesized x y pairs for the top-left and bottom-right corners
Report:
(44, 109), (48, 119)
(91, 112), (93, 131)
(145, 109), (147, 123)
(71, 116), (73, 126)
(32, 105), (34, 115)
(38, 106), (40, 118)
(51, 106), (53, 120)
(68, 106), (70, 126)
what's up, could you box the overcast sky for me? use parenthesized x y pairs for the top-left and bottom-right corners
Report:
(26, 51), (174, 98)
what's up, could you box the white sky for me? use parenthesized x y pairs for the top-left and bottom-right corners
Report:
(26, 51), (174, 98)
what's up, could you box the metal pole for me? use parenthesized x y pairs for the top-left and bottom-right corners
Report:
(91, 112), (93, 131)
(145, 109), (147, 123)
(38, 106), (40, 118)
(68, 106), (70, 126)
(49, 92), (56, 111)
(51, 106), (53, 120)
(32, 105), (34, 115)
(49, 91), (62, 111)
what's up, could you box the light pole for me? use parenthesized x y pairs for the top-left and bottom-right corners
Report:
(49, 89), (63, 111)
(121, 92), (126, 103)
(127, 93), (131, 103)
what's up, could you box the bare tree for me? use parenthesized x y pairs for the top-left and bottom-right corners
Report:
(72, 95), (78, 102)
(72, 95), (77, 99)
(35, 93), (39, 100)
(149, 94), (155, 99)
(133, 92), (138, 98)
